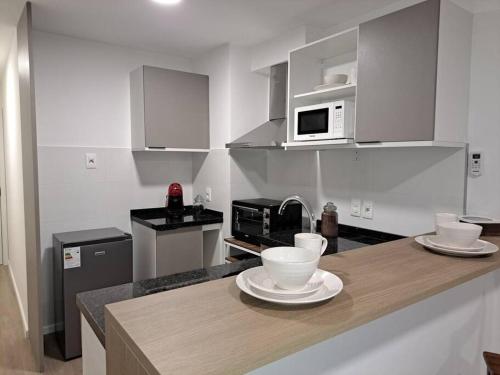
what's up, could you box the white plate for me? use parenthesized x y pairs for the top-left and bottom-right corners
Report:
(236, 266), (343, 305)
(313, 82), (348, 91)
(415, 235), (498, 257)
(247, 267), (323, 298)
(427, 235), (486, 252)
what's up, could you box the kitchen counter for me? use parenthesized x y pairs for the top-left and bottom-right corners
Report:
(104, 236), (500, 374)
(76, 257), (261, 346)
(229, 224), (404, 256)
(130, 206), (223, 231)
(78, 224), (388, 346)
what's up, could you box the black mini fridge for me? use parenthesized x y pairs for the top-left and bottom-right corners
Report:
(53, 227), (133, 360)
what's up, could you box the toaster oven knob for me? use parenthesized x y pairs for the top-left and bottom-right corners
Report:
(264, 223), (269, 230)
(264, 212), (270, 219)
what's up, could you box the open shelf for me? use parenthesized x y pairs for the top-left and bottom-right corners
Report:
(294, 84), (356, 101)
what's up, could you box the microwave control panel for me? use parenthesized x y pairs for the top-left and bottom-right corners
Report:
(333, 100), (354, 138)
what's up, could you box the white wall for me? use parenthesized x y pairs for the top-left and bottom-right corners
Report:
(231, 148), (466, 236)
(32, 31), (195, 332)
(192, 45), (232, 238)
(1, 32), (29, 332)
(466, 9), (500, 218)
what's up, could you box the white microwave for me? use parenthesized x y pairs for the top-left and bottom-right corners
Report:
(294, 100), (354, 142)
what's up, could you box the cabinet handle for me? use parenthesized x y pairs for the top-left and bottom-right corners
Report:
(94, 251), (106, 256)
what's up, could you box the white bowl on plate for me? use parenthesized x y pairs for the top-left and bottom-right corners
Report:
(260, 247), (319, 290)
(323, 73), (348, 86)
(436, 222), (482, 248)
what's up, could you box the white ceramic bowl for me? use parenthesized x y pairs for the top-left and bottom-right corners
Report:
(434, 212), (458, 234)
(437, 222), (482, 248)
(260, 247), (319, 290)
(324, 73), (348, 85)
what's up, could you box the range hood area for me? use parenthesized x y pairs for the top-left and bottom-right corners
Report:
(226, 63), (288, 149)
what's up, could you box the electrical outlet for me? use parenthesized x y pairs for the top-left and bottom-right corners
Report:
(362, 200), (373, 219)
(86, 153), (97, 169)
(351, 199), (361, 217)
(205, 187), (212, 202)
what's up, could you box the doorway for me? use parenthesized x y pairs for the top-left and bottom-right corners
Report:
(0, 107), (7, 266)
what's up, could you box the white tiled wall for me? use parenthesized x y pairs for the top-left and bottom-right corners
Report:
(37, 146), (193, 331)
(230, 147), (467, 237)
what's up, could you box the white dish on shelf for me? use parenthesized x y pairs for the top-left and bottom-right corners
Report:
(415, 235), (498, 257)
(246, 266), (323, 298)
(313, 82), (348, 91)
(427, 236), (486, 252)
(236, 267), (343, 305)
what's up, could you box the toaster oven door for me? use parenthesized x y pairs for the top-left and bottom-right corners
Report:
(232, 205), (264, 237)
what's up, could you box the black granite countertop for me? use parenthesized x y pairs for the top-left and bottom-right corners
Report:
(240, 224), (404, 255)
(77, 257), (261, 347)
(131, 206), (223, 231)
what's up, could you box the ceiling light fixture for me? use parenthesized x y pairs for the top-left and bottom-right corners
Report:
(152, 0), (182, 5)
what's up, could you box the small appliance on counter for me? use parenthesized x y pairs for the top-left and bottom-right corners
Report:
(166, 182), (184, 217)
(53, 228), (132, 359)
(232, 198), (302, 245)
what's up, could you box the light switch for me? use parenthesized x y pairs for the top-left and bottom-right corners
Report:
(86, 153), (97, 169)
(351, 199), (361, 217)
(362, 200), (373, 219)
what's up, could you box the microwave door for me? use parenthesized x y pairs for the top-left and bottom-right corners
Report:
(294, 104), (334, 141)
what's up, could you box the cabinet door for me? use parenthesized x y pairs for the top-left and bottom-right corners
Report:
(355, 0), (440, 142)
(156, 227), (203, 277)
(143, 66), (209, 149)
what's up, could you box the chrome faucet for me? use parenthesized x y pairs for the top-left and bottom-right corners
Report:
(279, 195), (316, 233)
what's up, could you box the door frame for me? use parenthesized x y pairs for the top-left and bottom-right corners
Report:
(0, 106), (7, 266)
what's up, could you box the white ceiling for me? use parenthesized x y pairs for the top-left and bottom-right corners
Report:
(2, 0), (498, 73)
(27, 0), (402, 59)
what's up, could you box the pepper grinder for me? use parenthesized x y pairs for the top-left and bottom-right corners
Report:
(321, 202), (338, 238)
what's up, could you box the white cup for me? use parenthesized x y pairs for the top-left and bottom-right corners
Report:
(294, 233), (328, 256)
(435, 213), (458, 234)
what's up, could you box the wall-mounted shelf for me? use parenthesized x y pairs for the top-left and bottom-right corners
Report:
(284, 139), (354, 150)
(284, 140), (466, 151)
(294, 84), (356, 101)
(132, 147), (210, 153)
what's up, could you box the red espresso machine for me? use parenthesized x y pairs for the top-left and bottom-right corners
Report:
(166, 182), (184, 217)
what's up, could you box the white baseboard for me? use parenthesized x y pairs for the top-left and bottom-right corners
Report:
(8, 264), (29, 337)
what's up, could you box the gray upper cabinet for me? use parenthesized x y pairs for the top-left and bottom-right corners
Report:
(131, 66), (210, 151)
(355, 0), (440, 143)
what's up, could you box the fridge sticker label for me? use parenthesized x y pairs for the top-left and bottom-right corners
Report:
(64, 247), (81, 269)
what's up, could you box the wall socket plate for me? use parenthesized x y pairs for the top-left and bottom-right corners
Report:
(205, 187), (212, 202)
(362, 200), (374, 219)
(86, 153), (97, 169)
(351, 199), (361, 217)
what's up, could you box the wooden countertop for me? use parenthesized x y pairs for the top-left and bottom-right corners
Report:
(105, 236), (500, 375)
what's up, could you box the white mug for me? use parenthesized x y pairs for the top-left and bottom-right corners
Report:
(435, 213), (458, 234)
(294, 233), (328, 255)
